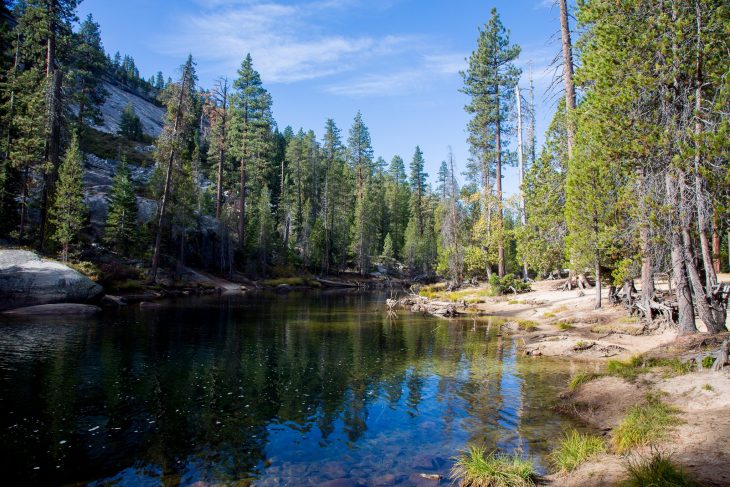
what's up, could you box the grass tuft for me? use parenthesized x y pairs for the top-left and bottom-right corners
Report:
(568, 372), (602, 391)
(619, 450), (697, 487)
(450, 446), (536, 487)
(701, 356), (715, 369)
(551, 430), (605, 473)
(702, 383), (714, 392)
(556, 321), (574, 330)
(612, 395), (679, 454)
(516, 320), (539, 332)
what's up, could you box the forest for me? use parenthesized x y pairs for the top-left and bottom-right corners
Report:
(0, 0), (728, 334)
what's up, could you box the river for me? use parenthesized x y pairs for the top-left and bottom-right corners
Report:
(0, 291), (586, 485)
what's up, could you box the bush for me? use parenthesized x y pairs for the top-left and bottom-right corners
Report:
(551, 430), (605, 473)
(489, 273), (531, 295)
(701, 356), (715, 369)
(613, 395), (679, 454)
(619, 450), (697, 487)
(450, 446), (536, 487)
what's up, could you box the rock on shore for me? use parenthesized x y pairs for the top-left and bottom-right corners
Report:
(0, 250), (104, 311)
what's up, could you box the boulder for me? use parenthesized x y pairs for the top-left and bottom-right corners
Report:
(0, 250), (104, 311)
(3, 303), (102, 316)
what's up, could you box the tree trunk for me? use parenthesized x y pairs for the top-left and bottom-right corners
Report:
(711, 213), (720, 273)
(638, 168), (655, 317)
(495, 82), (504, 278)
(239, 159), (246, 252)
(594, 262), (602, 309)
(151, 69), (189, 282)
(559, 0), (576, 160)
(516, 84), (528, 280)
(666, 170), (697, 334)
(215, 84), (227, 220)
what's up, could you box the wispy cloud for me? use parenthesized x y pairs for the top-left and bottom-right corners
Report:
(157, 0), (418, 84)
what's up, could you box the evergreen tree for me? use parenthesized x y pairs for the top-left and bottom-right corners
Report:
(69, 14), (107, 132)
(517, 103), (567, 277)
(118, 102), (143, 141)
(150, 55), (198, 281)
(104, 158), (138, 254)
(230, 53), (271, 254)
(49, 133), (85, 262)
(461, 7), (521, 277)
(385, 155), (410, 260)
(347, 111), (374, 273)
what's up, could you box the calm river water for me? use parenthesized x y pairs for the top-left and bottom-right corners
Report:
(0, 291), (586, 486)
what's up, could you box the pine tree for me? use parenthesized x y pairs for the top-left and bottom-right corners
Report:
(104, 158), (138, 254)
(230, 53), (271, 254)
(69, 14), (107, 132)
(49, 133), (85, 262)
(347, 111), (374, 274)
(385, 155), (410, 260)
(118, 102), (143, 141)
(461, 7), (521, 277)
(150, 55), (198, 281)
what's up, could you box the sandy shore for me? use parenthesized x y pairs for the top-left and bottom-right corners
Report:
(408, 275), (730, 485)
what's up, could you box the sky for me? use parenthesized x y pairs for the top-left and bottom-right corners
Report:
(77, 0), (568, 196)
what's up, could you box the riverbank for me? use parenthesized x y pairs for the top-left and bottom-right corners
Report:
(408, 277), (730, 485)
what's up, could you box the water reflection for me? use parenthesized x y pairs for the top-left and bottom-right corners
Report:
(0, 291), (582, 485)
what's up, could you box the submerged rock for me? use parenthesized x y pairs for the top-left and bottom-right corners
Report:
(3, 303), (102, 316)
(0, 250), (104, 311)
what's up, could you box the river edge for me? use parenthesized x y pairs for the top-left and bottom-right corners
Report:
(404, 277), (730, 486)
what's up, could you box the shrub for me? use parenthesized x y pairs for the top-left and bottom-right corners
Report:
(701, 356), (715, 369)
(489, 273), (531, 296)
(551, 430), (605, 473)
(450, 446), (536, 487)
(619, 450), (697, 487)
(613, 395), (678, 454)
(68, 261), (102, 281)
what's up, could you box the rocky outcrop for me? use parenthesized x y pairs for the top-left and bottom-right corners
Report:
(0, 250), (104, 311)
(93, 81), (165, 137)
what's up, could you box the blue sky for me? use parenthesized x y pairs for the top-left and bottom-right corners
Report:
(78, 0), (567, 195)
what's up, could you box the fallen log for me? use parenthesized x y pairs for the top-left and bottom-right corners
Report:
(314, 278), (360, 288)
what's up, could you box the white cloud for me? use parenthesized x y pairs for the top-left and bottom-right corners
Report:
(157, 0), (418, 84)
(157, 0), (465, 93)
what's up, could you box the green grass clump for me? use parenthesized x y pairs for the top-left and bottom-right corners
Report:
(643, 357), (693, 376)
(517, 320), (538, 332)
(701, 356), (715, 368)
(508, 299), (520, 305)
(543, 312), (556, 318)
(702, 383), (714, 392)
(450, 446), (536, 487)
(262, 277), (307, 287)
(556, 321), (574, 330)
(619, 451), (697, 487)
(612, 395), (679, 454)
(551, 430), (605, 473)
(606, 356), (644, 380)
(568, 372), (602, 391)
(591, 324), (644, 336)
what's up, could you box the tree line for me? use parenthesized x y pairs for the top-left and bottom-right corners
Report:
(0, 0), (727, 336)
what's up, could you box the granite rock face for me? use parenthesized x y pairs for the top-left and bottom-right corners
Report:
(0, 250), (104, 311)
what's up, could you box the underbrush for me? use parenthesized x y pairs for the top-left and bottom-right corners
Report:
(551, 430), (605, 473)
(619, 450), (697, 487)
(612, 395), (679, 454)
(450, 446), (536, 487)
